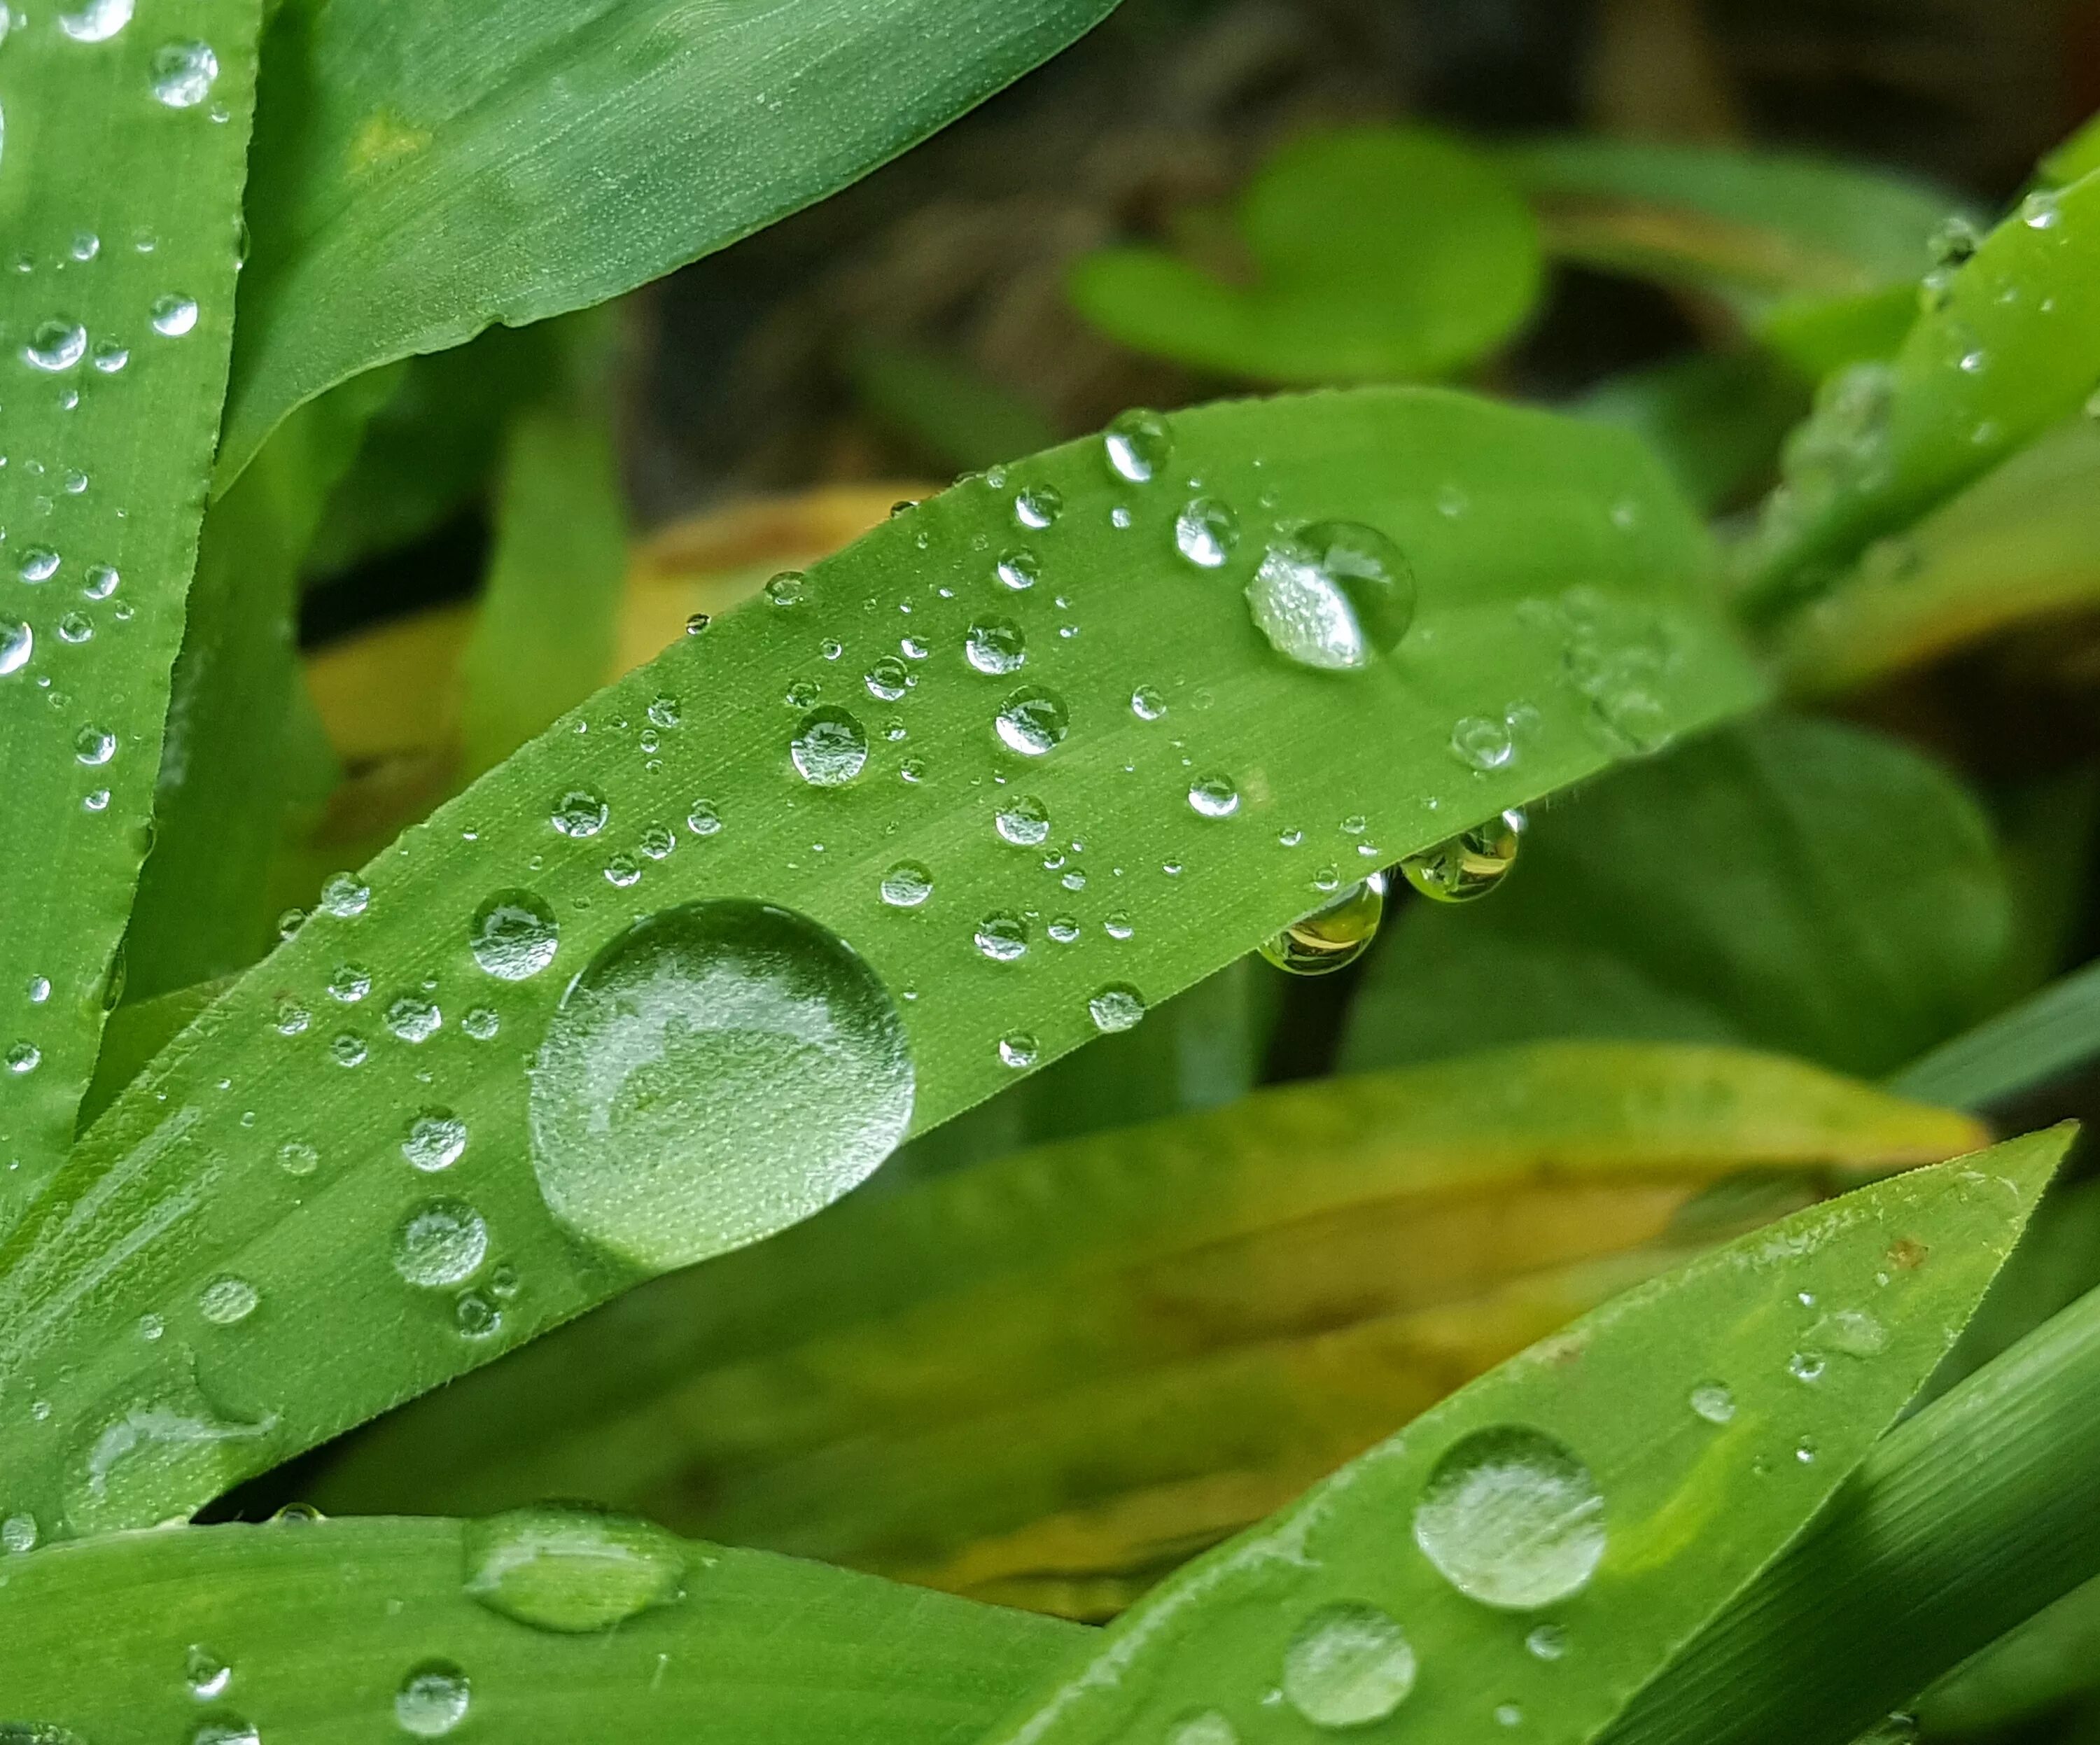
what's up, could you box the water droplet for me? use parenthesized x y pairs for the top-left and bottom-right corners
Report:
(22, 319), (86, 372)
(57, 0), (130, 38)
(330, 1032), (368, 1067)
(183, 1644), (230, 1700)
(1452, 716), (1515, 771)
(1812, 1308), (1888, 1357)
(864, 656), (910, 701)
(1281, 1601), (1418, 1728)
(471, 890), (559, 980)
(1788, 1351), (1826, 1382)
(1496, 1703), (1525, 1728)
(1795, 1437), (1818, 1464)
(791, 706), (869, 786)
(1, 1512), (38, 1553)
(1130, 685), (1166, 721)
(550, 789), (608, 837)
(1187, 774), (1240, 818)
(965, 617), (1027, 675)
(974, 912), (1028, 962)
(318, 871), (369, 918)
(685, 799), (722, 837)
(0, 619), (31, 675)
(190, 1721), (257, 1745)
(995, 686), (1068, 756)
(72, 723), (115, 765)
(1246, 522), (1416, 671)
(1104, 912), (1133, 941)
(1400, 815), (1521, 904)
(995, 796), (1051, 846)
(56, 612), (92, 644)
(20, 546), (59, 582)
(2021, 189), (2063, 230)
(1260, 873), (1385, 976)
(1166, 1712), (1238, 1745)
(198, 1275), (258, 1326)
(402, 1110), (468, 1172)
(150, 293), (200, 335)
(463, 1503), (687, 1632)
(646, 692), (681, 730)
(1088, 983), (1145, 1032)
(327, 962), (371, 1003)
(995, 549), (1040, 591)
(273, 998), (310, 1036)
(384, 995), (441, 1042)
(1175, 496), (1239, 568)
(528, 901), (913, 1270)
(880, 861), (932, 907)
(1690, 1382), (1736, 1424)
(393, 1201), (489, 1288)
(1413, 1425), (1606, 1609)
(1014, 485), (1063, 529)
(683, 612), (710, 636)
(1524, 1623), (1567, 1661)
(462, 1006), (500, 1040)
(1104, 409), (1172, 484)
(91, 339), (128, 373)
(277, 1140), (318, 1177)
(395, 1661), (470, 1737)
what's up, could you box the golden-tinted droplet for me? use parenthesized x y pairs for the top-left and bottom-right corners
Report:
(1259, 873), (1385, 976)
(1399, 813), (1521, 904)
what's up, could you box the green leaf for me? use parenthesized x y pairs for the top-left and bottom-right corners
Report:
(1572, 351), (1807, 513)
(1735, 168), (2100, 617)
(2040, 111), (2100, 190)
(1891, 958), (2100, 1112)
(458, 401), (628, 777)
(217, 0), (1122, 483)
(1774, 415), (2100, 694)
(125, 372), (391, 1004)
(80, 976), (232, 1135)
(1499, 137), (1963, 307)
(976, 1130), (2062, 1745)
(850, 340), (1061, 476)
(1343, 717), (2009, 1083)
(312, 1042), (1983, 1618)
(1917, 1571), (2100, 1736)
(1602, 1139), (2100, 1745)
(1, 386), (1765, 1543)
(1068, 127), (1544, 382)
(0, 0), (265, 1219)
(0, 1515), (1083, 1740)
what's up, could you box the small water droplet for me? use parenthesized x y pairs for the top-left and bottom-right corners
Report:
(1413, 1425), (1606, 1609)
(393, 1200), (489, 1288)
(149, 36), (218, 104)
(685, 799), (722, 837)
(327, 962), (371, 1003)
(1104, 911), (1133, 940)
(1281, 1601), (1418, 1728)
(1166, 1711), (1238, 1745)
(183, 1644), (230, 1700)
(1452, 716), (1515, 771)
(91, 339), (128, 373)
(150, 293), (200, 335)
(995, 686), (1068, 756)
(20, 545), (60, 582)
(2021, 189), (2063, 230)
(1788, 1351), (1826, 1382)
(198, 1275), (258, 1326)
(995, 796), (1051, 846)
(791, 706), (869, 786)
(975, 912), (1029, 962)
(1104, 409), (1172, 484)
(1014, 485), (1063, 529)
(997, 1032), (1038, 1068)
(528, 901), (913, 1270)
(1812, 1308), (1889, 1357)
(1088, 983), (1145, 1032)
(1, 1512), (38, 1553)
(463, 1504), (687, 1632)
(1246, 522), (1416, 671)
(1174, 496), (1239, 568)
(880, 861), (932, 907)
(470, 890), (559, 980)
(965, 617), (1027, 675)
(330, 1032), (368, 1067)
(550, 789), (608, 837)
(395, 1660), (470, 1737)
(1261, 873), (1385, 976)
(461, 1005), (500, 1040)
(0, 619), (31, 675)
(277, 1140), (319, 1177)
(864, 655), (910, 701)
(72, 723), (115, 765)
(190, 1720), (258, 1745)
(1187, 774), (1240, 819)
(1401, 815), (1521, 903)
(22, 319), (86, 372)
(1525, 1623), (1567, 1661)
(402, 1110), (468, 1172)
(1690, 1382), (1736, 1424)
(1130, 685), (1167, 721)
(683, 612), (710, 636)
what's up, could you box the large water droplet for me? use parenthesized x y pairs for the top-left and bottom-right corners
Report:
(1246, 522), (1416, 671)
(1187, 774), (1240, 819)
(974, 912), (1028, 962)
(965, 617), (1027, 675)
(1281, 1602), (1418, 1728)
(0, 619), (31, 676)
(1104, 409), (1172, 484)
(550, 789), (608, 837)
(197, 1275), (258, 1326)
(1175, 497), (1239, 568)
(1413, 1426), (1606, 1609)
(462, 1503), (688, 1632)
(148, 38), (216, 104)
(1087, 983), (1145, 1032)
(470, 890), (559, 980)
(395, 1662), (470, 1737)
(22, 319), (86, 372)
(879, 861), (932, 907)
(393, 1200), (489, 1288)
(791, 706), (869, 786)
(995, 686), (1068, 756)
(150, 293), (199, 336)
(995, 796), (1050, 846)
(1260, 873), (1385, 976)
(402, 1109), (468, 1172)
(528, 900), (913, 1270)
(1399, 815), (1521, 904)
(57, 0), (130, 40)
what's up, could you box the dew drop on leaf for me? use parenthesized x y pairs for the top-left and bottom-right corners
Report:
(1187, 774), (1240, 818)
(1130, 685), (1166, 721)
(791, 706), (869, 786)
(190, 1719), (258, 1745)
(1014, 484), (1063, 529)
(1103, 408), (1172, 484)
(527, 900), (913, 1270)
(879, 861), (932, 908)
(994, 685), (1068, 756)
(150, 293), (199, 335)
(22, 320), (85, 372)
(0, 619), (31, 675)
(864, 655), (910, 701)
(1281, 1601), (1418, 1728)
(996, 549), (1040, 591)
(384, 995), (441, 1042)
(550, 789), (608, 837)
(1399, 815), (1521, 904)
(1413, 1425), (1606, 1609)
(1166, 1713), (1238, 1745)
(1246, 521), (1416, 671)
(998, 1032), (1037, 1068)
(184, 1643), (230, 1700)
(965, 617), (1027, 675)
(1525, 1623), (1568, 1661)
(1174, 496), (1239, 568)
(56, 0), (130, 41)
(1690, 1382), (1737, 1424)
(1087, 983), (1145, 1033)
(763, 569), (806, 606)
(148, 38), (217, 105)
(394, 1661), (470, 1737)
(470, 890), (559, 980)
(318, 871), (369, 918)
(402, 1109), (468, 1172)
(393, 1201), (489, 1288)
(974, 911), (1028, 962)
(1, 1512), (38, 1553)
(197, 1275), (257, 1326)
(463, 1503), (687, 1633)
(18, 547), (59, 583)
(995, 795), (1050, 846)
(1260, 873), (1385, 976)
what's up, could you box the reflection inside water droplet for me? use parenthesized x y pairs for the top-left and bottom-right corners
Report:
(470, 890), (559, 980)
(394, 1661), (470, 1737)
(528, 900), (913, 1271)
(1246, 521), (1416, 672)
(1399, 815), (1522, 904)
(1261, 873), (1386, 976)
(1413, 1425), (1606, 1609)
